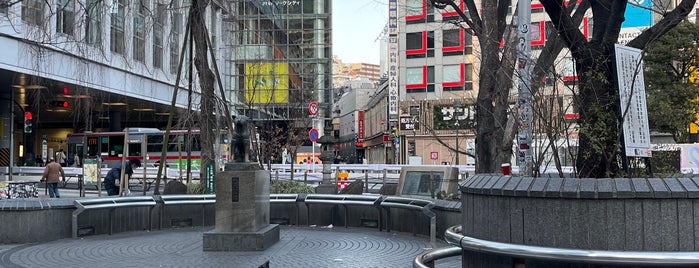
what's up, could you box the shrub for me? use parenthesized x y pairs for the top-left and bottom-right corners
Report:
(270, 180), (315, 194)
(188, 182), (205, 194)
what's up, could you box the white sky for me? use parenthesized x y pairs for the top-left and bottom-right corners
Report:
(332, 0), (388, 65)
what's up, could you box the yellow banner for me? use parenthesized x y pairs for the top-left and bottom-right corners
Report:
(245, 62), (289, 104)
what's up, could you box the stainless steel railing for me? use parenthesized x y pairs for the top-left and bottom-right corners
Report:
(413, 225), (699, 267)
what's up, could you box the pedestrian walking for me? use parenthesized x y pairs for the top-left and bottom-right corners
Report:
(41, 158), (65, 198)
(55, 149), (67, 167)
(71, 153), (81, 167)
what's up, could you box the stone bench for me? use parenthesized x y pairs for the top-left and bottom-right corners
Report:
(72, 196), (157, 238)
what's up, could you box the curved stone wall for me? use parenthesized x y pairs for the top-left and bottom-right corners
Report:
(0, 196), (462, 244)
(460, 175), (699, 267)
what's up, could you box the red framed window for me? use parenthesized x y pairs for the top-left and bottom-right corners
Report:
(406, 66), (435, 92)
(531, 21), (545, 46)
(406, 31), (427, 55)
(406, 66), (427, 89)
(442, 28), (463, 52)
(443, 64), (464, 87)
(440, 0), (464, 18)
(406, 0), (426, 21)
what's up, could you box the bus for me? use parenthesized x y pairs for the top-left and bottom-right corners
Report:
(66, 128), (230, 170)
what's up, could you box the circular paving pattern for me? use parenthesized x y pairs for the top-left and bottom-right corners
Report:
(0, 226), (461, 268)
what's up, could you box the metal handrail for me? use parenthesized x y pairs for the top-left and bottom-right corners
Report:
(412, 246), (461, 268)
(444, 225), (699, 266)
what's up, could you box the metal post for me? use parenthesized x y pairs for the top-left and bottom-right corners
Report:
(8, 89), (14, 181)
(517, 0), (533, 177)
(454, 100), (461, 165)
(364, 171), (369, 193)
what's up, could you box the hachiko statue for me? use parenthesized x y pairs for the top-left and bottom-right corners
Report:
(232, 115), (250, 162)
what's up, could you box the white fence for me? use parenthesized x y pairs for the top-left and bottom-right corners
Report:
(0, 166), (199, 181)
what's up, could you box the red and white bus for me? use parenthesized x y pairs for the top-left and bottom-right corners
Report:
(66, 128), (229, 170)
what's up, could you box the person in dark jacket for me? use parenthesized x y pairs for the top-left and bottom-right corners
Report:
(104, 159), (142, 196)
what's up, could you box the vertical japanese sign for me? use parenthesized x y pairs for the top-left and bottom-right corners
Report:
(204, 163), (216, 194)
(388, 0), (399, 122)
(615, 44), (651, 157)
(357, 110), (365, 140)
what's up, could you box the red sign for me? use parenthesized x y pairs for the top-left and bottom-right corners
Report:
(357, 110), (364, 140)
(383, 134), (390, 142)
(308, 101), (319, 116)
(563, 113), (580, 120)
(430, 152), (439, 160)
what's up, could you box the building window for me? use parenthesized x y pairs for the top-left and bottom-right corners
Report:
(406, 32), (424, 52)
(407, 67), (424, 87)
(170, 4), (182, 74)
(407, 66), (434, 92)
(443, 65), (462, 86)
(110, 0), (125, 54)
(22, 0), (44, 26)
(531, 21), (545, 46)
(85, 0), (101, 45)
(443, 64), (472, 91)
(153, 3), (165, 69)
(56, 0), (74, 35)
(407, 31), (434, 58)
(406, 0), (425, 21)
(133, 0), (146, 62)
(442, 29), (462, 52)
(440, 0), (464, 18)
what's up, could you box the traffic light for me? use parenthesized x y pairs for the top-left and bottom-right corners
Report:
(24, 111), (32, 133)
(49, 100), (69, 108)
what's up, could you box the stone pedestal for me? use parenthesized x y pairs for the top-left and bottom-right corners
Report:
(203, 163), (279, 251)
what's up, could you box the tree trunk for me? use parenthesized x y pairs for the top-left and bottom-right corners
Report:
(574, 48), (621, 178)
(474, 0), (512, 173)
(190, 0), (216, 176)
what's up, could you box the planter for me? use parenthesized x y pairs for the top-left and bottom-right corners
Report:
(460, 175), (699, 267)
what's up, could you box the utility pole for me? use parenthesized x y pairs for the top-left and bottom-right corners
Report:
(516, 0), (533, 177)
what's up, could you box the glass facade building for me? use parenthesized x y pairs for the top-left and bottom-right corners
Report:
(228, 0), (332, 132)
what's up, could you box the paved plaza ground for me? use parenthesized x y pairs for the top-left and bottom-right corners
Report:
(0, 225), (461, 268)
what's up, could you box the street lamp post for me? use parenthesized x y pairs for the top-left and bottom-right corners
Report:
(454, 100), (461, 165)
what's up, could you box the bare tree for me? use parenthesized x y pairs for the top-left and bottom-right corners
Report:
(542, 0), (696, 177)
(433, 0), (696, 177)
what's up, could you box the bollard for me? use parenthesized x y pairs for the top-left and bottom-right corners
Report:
(382, 169), (387, 188)
(364, 171), (369, 193)
(303, 170), (308, 184)
(275, 170), (279, 180)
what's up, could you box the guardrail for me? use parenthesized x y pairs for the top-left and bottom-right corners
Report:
(413, 225), (699, 267)
(72, 196), (157, 238)
(304, 194), (382, 228)
(270, 194), (300, 225)
(157, 194), (216, 229)
(0, 166), (199, 181)
(380, 196), (436, 244)
(70, 194), (438, 241)
(412, 246), (462, 268)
